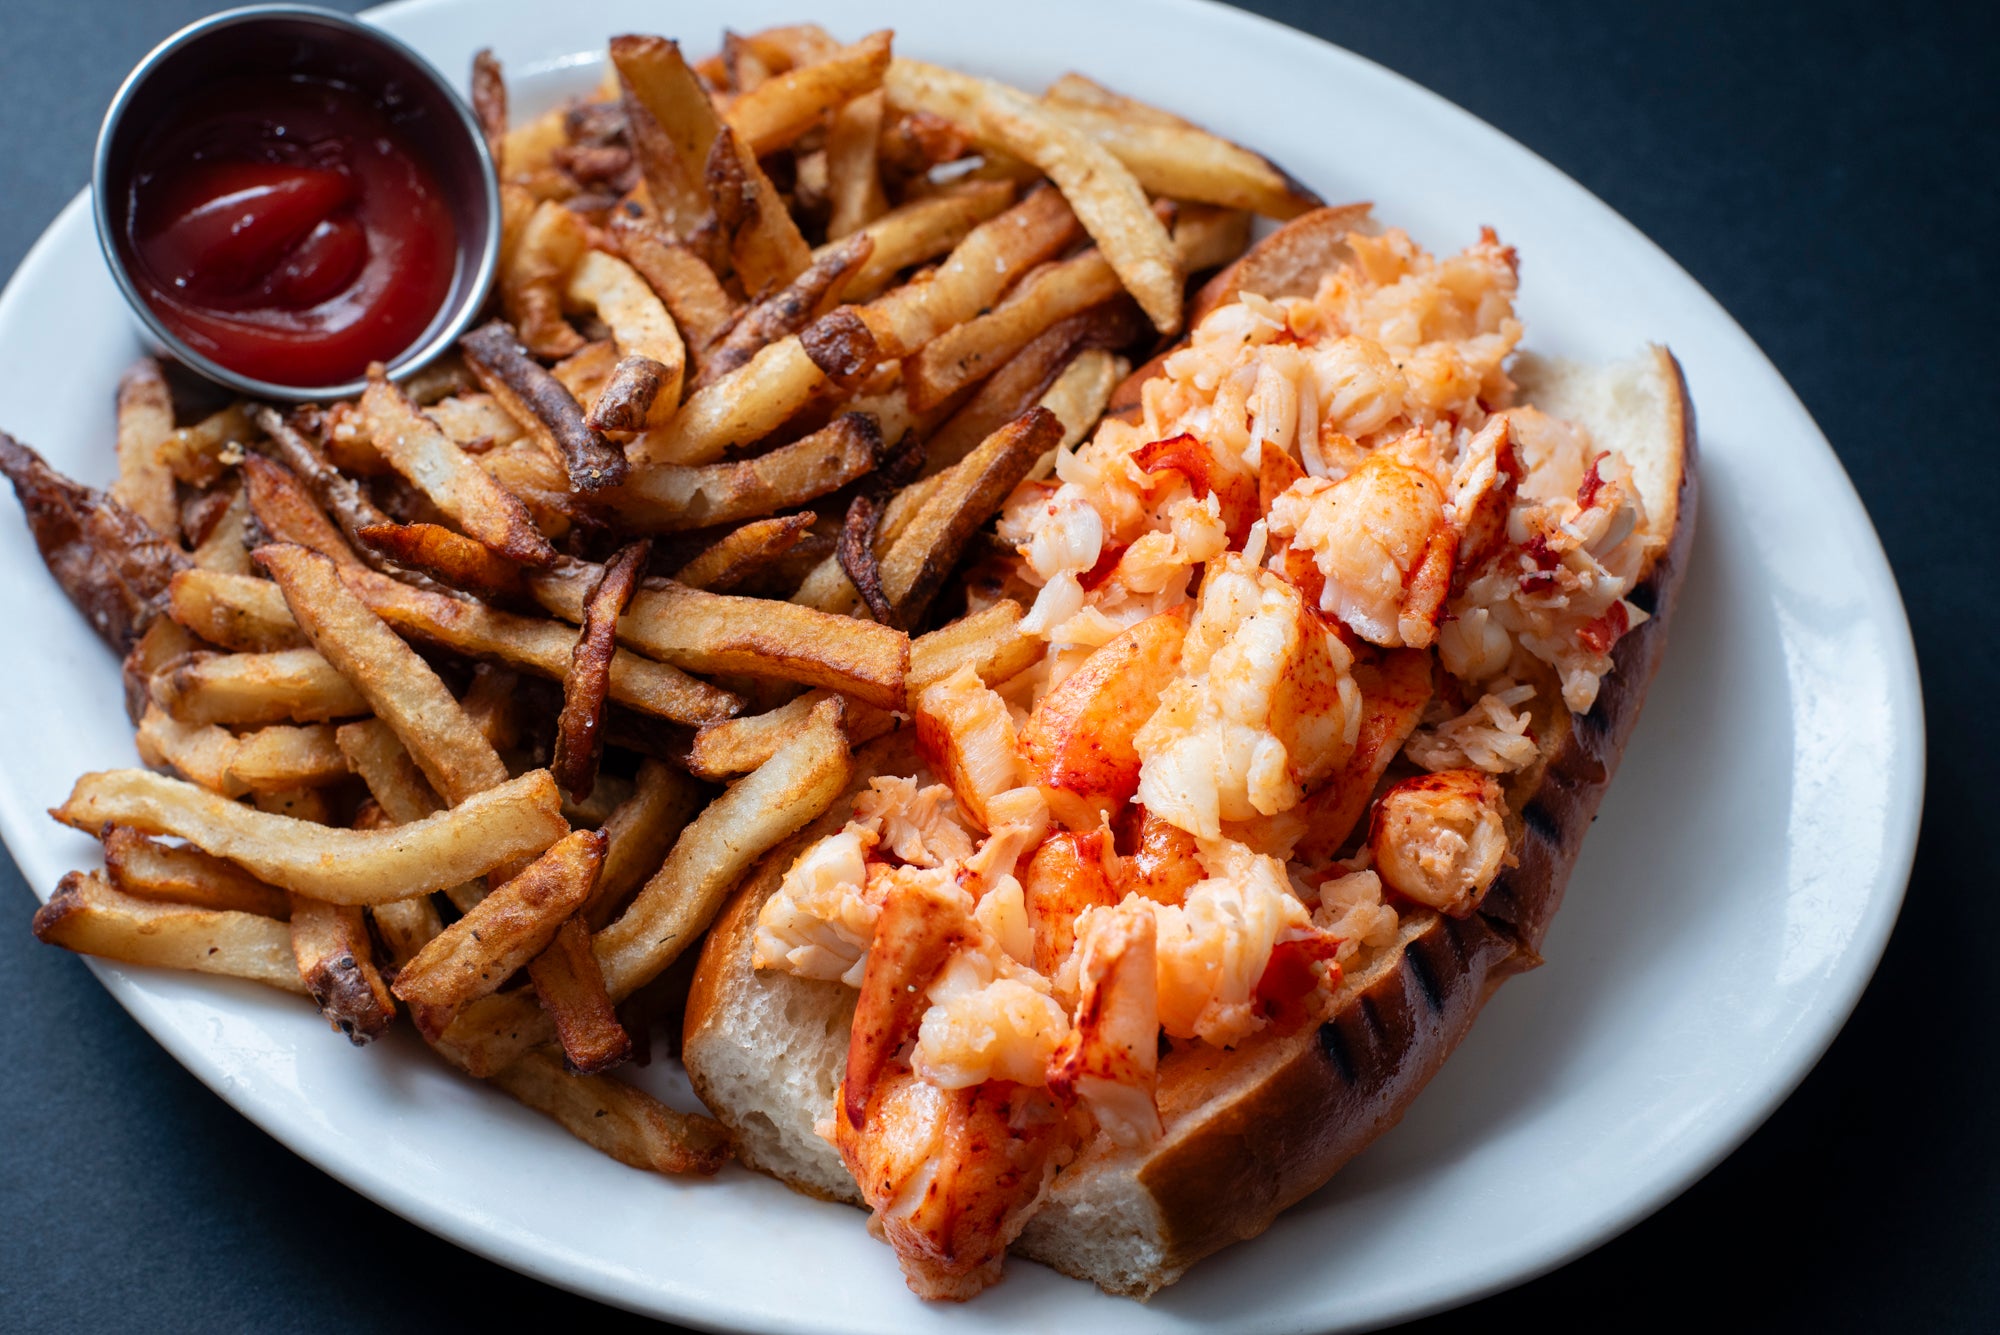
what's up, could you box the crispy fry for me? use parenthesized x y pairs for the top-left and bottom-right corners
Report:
(479, 440), (578, 534)
(698, 233), (875, 388)
(528, 917), (631, 1073)
(251, 785), (333, 825)
(596, 695), (850, 998)
(590, 356), (669, 434)
(564, 251), (688, 427)
(726, 30), (893, 157)
(420, 393), (526, 451)
(371, 893), (444, 971)
(880, 407), (1059, 622)
(1041, 101), (1318, 219)
(1035, 346), (1124, 456)
(249, 407), (394, 557)
(52, 768), (567, 905)
(151, 648), (369, 726)
(683, 687), (895, 779)
(167, 569), (304, 652)
(735, 22), (840, 69)
(135, 705), (244, 795)
(838, 180), (1015, 299)
(789, 468), (946, 614)
(826, 90), (890, 240)
(32, 870), (306, 993)
(704, 124), (814, 294)
(673, 512), (816, 591)
(503, 200), (589, 357)
(905, 248), (1128, 410)
(394, 829), (605, 1028)
(358, 376), (558, 566)
(798, 307), (882, 389)
(121, 615), (201, 724)
(0, 432), (190, 651)
(356, 522), (528, 601)
(626, 334), (826, 466)
(225, 724), (350, 792)
(398, 355), (481, 408)
(102, 825), (290, 919)
(886, 59), (1182, 332)
(554, 541), (649, 799)
(908, 598), (1039, 691)
(611, 36), (723, 237)
(530, 566), (908, 710)
(471, 49), (507, 166)
(1172, 200), (1254, 275)
(550, 337), (628, 418)
(336, 719), (441, 822)
(113, 359), (179, 539)
(588, 758), (704, 929)
(500, 107), (570, 186)
(614, 412), (880, 532)
(488, 1049), (730, 1174)
(290, 893), (396, 1044)
(241, 453), (358, 565)
(610, 216), (741, 351)
(158, 403), (255, 488)
(190, 485), (253, 576)
(460, 320), (629, 491)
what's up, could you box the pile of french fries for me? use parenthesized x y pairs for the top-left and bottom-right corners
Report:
(10, 21), (1316, 1178)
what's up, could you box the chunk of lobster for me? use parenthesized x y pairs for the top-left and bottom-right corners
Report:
(1367, 768), (1508, 915)
(914, 664), (1024, 831)
(1133, 432), (1259, 547)
(841, 867), (973, 1128)
(1293, 648), (1435, 863)
(1021, 829), (1119, 977)
(1048, 900), (1162, 1147)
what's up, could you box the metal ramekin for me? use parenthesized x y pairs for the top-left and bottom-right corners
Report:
(92, 4), (500, 402)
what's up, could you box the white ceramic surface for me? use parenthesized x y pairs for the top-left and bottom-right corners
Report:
(0, 1), (1922, 1330)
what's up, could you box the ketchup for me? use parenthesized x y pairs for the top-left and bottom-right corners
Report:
(122, 74), (457, 387)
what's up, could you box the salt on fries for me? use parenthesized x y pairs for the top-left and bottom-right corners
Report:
(7, 19), (1310, 1181)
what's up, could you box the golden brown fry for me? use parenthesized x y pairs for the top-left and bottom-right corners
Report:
(881, 407), (1060, 622)
(167, 569), (304, 653)
(251, 785), (333, 825)
(151, 648), (369, 726)
(358, 376), (558, 567)
(587, 757), (704, 929)
(500, 107), (569, 186)
(705, 124), (814, 293)
(908, 598), (1039, 691)
(734, 22), (841, 69)
(682, 687), (901, 780)
(837, 180), (1015, 299)
(1173, 200), (1255, 276)
(673, 513), (815, 591)
(290, 893), (397, 1044)
(471, 49), (507, 166)
(530, 567), (908, 711)
(591, 356), (669, 435)
(548, 339), (623, 415)
(837, 492), (895, 625)
(102, 825), (290, 919)
(135, 705), (244, 795)
(421, 393), (526, 451)
(528, 917), (631, 1073)
(32, 870), (306, 993)
(249, 407), (394, 558)
(503, 200), (588, 357)
(158, 403), (255, 489)
(241, 454), (359, 566)
(121, 615), (200, 724)
(826, 89), (889, 240)
(225, 724), (350, 792)
(609, 217), (741, 355)
(698, 233), (875, 389)
(459, 320), (630, 491)
(564, 251), (688, 427)
(487, 1049), (730, 1174)
(626, 334), (826, 467)
(725, 30), (893, 158)
(613, 412), (880, 532)
(479, 441), (578, 535)
(905, 248), (1127, 410)
(789, 470), (946, 614)
(356, 522), (528, 602)
(336, 564), (739, 725)
(371, 894), (444, 971)
(885, 59), (1183, 332)
(113, 359), (179, 540)
(611, 36), (724, 237)
(394, 829), (604, 1030)
(397, 354), (481, 408)
(336, 719), (441, 823)
(53, 768), (567, 904)
(595, 695), (849, 999)
(190, 485), (252, 576)
(1042, 102), (1317, 219)
(259, 543), (509, 805)
(553, 540), (649, 799)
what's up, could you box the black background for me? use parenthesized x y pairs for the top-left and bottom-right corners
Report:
(2, 1), (1994, 1330)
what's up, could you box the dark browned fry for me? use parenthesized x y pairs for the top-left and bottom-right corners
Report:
(460, 320), (629, 492)
(290, 893), (397, 1044)
(122, 616), (202, 723)
(611, 35), (722, 238)
(610, 216), (740, 350)
(673, 512), (814, 591)
(696, 232), (875, 389)
(589, 355), (670, 434)
(528, 917), (632, 1074)
(249, 407), (395, 560)
(612, 413), (881, 532)
(240, 453), (360, 566)
(553, 540), (650, 799)
(356, 522), (529, 602)
(838, 492), (896, 627)
(705, 124), (813, 294)
(0, 432), (190, 652)
(797, 307), (881, 389)
(102, 825), (291, 919)
(471, 48), (507, 166)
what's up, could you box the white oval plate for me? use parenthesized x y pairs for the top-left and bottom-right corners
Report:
(0, 0), (1922, 1330)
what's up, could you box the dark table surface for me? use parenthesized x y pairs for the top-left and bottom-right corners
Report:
(2, 1), (1993, 1330)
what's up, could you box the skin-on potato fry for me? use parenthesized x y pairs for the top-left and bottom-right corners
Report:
(241, 453), (360, 566)
(879, 407), (1060, 622)
(704, 124), (814, 295)
(553, 540), (650, 799)
(459, 319), (631, 489)
(0, 432), (189, 652)
(258, 543), (510, 804)
(596, 695), (850, 999)
(487, 1049), (731, 1175)
(150, 648), (370, 727)
(697, 233), (875, 389)
(591, 356), (671, 435)
(610, 217), (741, 352)
(290, 893), (397, 1044)
(587, 757), (704, 929)
(503, 199), (589, 358)
(612, 413), (881, 532)
(158, 402), (255, 489)
(101, 824), (290, 919)
(530, 566), (909, 711)
(357, 375), (558, 567)
(33, 870), (307, 993)
(725, 29), (893, 158)
(625, 334), (826, 467)
(52, 768), (568, 905)
(393, 829), (606, 1031)
(168, 569), (304, 652)
(837, 492), (895, 625)
(249, 407), (395, 557)
(563, 251), (688, 428)
(528, 917), (632, 1073)
(471, 48), (507, 166)
(611, 35), (724, 237)
(356, 522), (529, 602)
(1040, 101), (1319, 219)
(836, 180), (1015, 300)
(825, 90), (889, 241)
(733, 21), (840, 69)
(673, 513), (815, 591)
(789, 466), (947, 614)
(113, 359), (179, 540)
(684, 688), (895, 780)
(886, 59), (1184, 332)
(904, 247), (1129, 410)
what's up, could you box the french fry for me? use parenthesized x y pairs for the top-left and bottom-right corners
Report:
(52, 768), (567, 905)
(502, 199), (588, 357)
(611, 36), (724, 237)
(704, 124), (814, 294)
(32, 870), (306, 993)
(136, 706), (245, 795)
(836, 180), (1015, 299)
(372, 894), (444, 972)
(880, 407), (1059, 622)
(626, 334), (826, 467)
(241, 454), (360, 566)
(356, 522), (529, 601)
(825, 90), (889, 240)
(527, 918), (631, 1073)
(252, 785), (333, 825)
(336, 719), (488, 918)
(397, 354), (481, 408)
(113, 359), (179, 540)
(1172, 200), (1255, 276)
(609, 217), (740, 354)
(696, 233), (875, 389)
(613, 413), (880, 532)
(789, 470), (947, 614)
(553, 541), (649, 799)
(225, 724), (350, 792)
(885, 59), (1183, 332)
(460, 320), (629, 490)
(725, 29), (893, 158)
(487, 1049), (730, 1175)
(563, 252), (688, 428)
(249, 407), (394, 557)
(121, 615), (201, 724)
(1042, 102), (1317, 219)
(393, 829), (605, 1029)
(102, 825), (290, 919)
(168, 569), (305, 653)
(471, 48), (507, 165)
(151, 648), (369, 726)
(481, 440), (578, 535)
(500, 107), (570, 187)
(259, 543), (510, 804)
(357, 376), (558, 567)
(908, 598), (1040, 691)
(904, 247), (1128, 410)
(734, 22), (841, 70)
(1035, 345), (1124, 455)
(190, 485), (252, 576)
(290, 893), (397, 1044)
(158, 403), (256, 489)
(596, 695), (849, 998)
(673, 513), (815, 591)
(530, 567), (908, 711)
(587, 757), (704, 929)
(421, 393), (526, 451)
(682, 687), (895, 779)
